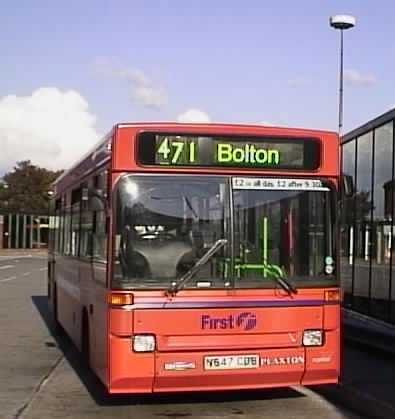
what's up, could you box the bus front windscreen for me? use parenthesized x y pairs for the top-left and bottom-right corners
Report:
(113, 175), (335, 289)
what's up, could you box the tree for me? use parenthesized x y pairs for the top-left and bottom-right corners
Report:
(0, 161), (63, 213)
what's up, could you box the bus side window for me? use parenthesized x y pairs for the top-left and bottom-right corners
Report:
(92, 170), (108, 261)
(92, 209), (107, 261)
(71, 188), (81, 257)
(54, 199), (61, 253)
(80, 182), (93, 259)
(63, 207), (71, 255)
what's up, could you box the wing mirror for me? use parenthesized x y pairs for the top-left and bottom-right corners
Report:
(341, 174), (354, 198)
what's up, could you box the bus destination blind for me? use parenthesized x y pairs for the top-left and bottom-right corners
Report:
(138, 133), (320, 170)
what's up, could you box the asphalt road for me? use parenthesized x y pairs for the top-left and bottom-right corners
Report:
(0, 255), (361, 419)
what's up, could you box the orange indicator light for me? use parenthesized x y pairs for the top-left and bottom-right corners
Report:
(109, 293), (134, 305)
(325, 290), (340, 302)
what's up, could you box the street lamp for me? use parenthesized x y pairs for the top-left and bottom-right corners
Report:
(330, 14), (356, 135)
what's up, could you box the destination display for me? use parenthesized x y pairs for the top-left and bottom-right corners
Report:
(232, 177), (330, 191)
(138, 133), (320, 169)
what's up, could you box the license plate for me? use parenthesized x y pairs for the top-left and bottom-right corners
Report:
(204, 354), (259, 370)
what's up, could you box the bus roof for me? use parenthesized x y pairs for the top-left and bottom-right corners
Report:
(115, 121), (337, 136)
(52, 122), (338, 195)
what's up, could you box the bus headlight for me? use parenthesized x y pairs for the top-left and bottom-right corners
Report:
(132, 334), (156, 352)
(303, 330), (323, 346)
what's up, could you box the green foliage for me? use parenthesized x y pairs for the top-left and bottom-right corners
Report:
(0, 161), (63, 213)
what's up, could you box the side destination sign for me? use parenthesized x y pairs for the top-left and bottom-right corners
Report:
(138, 133), (320, 170)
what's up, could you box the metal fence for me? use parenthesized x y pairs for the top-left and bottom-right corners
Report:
(0, 213), (49, 249)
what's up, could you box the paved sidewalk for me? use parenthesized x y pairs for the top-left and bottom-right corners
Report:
(343, 308), (395, 351)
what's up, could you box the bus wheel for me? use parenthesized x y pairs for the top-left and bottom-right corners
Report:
(81, 311), (90, 368)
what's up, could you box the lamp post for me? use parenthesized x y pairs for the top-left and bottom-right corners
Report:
(330, 14), (356, 135)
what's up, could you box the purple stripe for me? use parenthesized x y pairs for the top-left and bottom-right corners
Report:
(129, 299), (338, 309)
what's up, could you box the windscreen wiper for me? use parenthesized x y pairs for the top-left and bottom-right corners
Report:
(264, 265), (298, 295)
(273, 275), (298, 295)
(166, 239), (228, 296)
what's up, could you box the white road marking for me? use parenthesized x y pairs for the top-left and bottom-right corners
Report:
(0, 276), (17, 283)
(39, 268), (48, 271)
(0, 255), (33, 261)
(22, 272), (31, 276)
(0, 254), (32, 258)
(0, 265), (15, 270)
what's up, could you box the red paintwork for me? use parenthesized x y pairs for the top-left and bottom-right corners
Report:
(49, 123), (340, 394)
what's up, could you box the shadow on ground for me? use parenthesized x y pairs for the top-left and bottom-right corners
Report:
(32, 294), (306, 408)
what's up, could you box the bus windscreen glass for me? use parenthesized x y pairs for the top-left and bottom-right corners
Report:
(113, 175), (335, 290)
(138, 133), (320, 169)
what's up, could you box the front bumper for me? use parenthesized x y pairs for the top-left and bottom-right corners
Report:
(108, 330), (339, 394)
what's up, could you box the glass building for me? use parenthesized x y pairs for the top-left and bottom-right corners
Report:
(342, 108), (395, 323)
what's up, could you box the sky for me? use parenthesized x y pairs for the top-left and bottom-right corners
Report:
(0, 0), (394, 174)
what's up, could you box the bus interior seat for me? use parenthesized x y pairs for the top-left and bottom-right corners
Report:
(120, 228), (194, 278)
(133, 239), (194, 278)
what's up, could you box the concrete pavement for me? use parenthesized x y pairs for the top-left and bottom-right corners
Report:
(0, 256), (61, 419)
(0, 256), (366, 419)
(22, 360), (358, 419)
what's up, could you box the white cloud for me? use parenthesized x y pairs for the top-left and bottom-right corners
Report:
(344, 69), (376, 86)
(95, 60), (167, 109)
(177, 108), (211, 123)
(0, 87), (101, 173)
(95, 61), (150, 86)
(133, 86), (167, 108)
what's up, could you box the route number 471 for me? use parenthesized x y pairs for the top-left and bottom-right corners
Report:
(157, 138), (197, 164)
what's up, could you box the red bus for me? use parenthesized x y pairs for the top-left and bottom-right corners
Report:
(48, 123), (341, 393)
